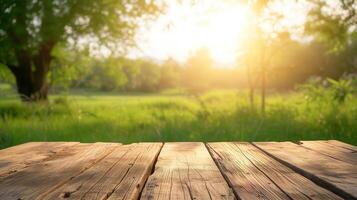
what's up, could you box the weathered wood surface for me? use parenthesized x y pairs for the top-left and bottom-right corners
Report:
(207, 143), (341, 200)
(300, 140), (357, 165)
(208, 142), (290, 199)
(0, 142), (78, 179)
(254, 141), (357, 199)
(0, 142), (119, 199)
(44, 143), (162, 200)
(0, 140), (356, 200)
(141, 142), (235, 200)
(328, 140), (357, 151)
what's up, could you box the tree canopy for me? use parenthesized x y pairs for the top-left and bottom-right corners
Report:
(0, 0), (162, 101)
(305, 0), (357, 52)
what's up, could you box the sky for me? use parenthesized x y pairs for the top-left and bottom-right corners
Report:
(132, 0), (250, 66)
(129, 0), (310, 67)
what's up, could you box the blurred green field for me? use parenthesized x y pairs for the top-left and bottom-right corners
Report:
(0, 90), (356, 149)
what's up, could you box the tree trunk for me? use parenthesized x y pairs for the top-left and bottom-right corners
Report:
(8, 45), (52, 102)
(10, 65), (49, 102)
(260, 44), (266, 115)
(246, 63), (255, 109)
(261, 66), (266, 114)
(249, 87), (255, 107)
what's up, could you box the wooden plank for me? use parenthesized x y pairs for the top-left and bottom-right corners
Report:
(141, 142), (235, 200)
(0, 142), (118, 199)
(43, 143), (162, 200)
(223, 143), (341, 199)
(0, 142), (75, 158)
(208, 142), (290, 200)
(0, 142), (79, 179)
(239, 142), (343, 200)
(254, 142), (357, 199)
(107, 143), (162, 200)
(300, 140), (357, 165)
(0, 142), (41, 153)
(327, 140), (357, 151)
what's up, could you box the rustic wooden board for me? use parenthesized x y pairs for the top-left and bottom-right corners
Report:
(254, 142), (357, 199)
(43, 143), (162, 200)
(141, 142), (235, 200)
(0, 141), (355, 199)
(0, 142), (79, 179)
(300, 140), (357, 165)
(209, 142), (331, 200)
(0, 142), (118, 199)
(220, 143), (341, 199)
(326, 140), (357, 151)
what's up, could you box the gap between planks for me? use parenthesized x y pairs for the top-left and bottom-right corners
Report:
(253, 142), (357, 200)
(43, 143), (163, 200)
(206, 142), (343, 200)
(137, 142), (164, 199)
(298, 140), (357, 165)
(141, 142), (236, 200)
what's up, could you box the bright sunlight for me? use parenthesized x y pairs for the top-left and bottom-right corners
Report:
(135, 1), (251, 66)
(133, 0), (309, 66)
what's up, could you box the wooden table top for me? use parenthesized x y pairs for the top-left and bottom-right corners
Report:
(0, 140), (356, 199)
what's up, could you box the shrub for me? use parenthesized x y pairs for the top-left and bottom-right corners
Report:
(298, 76), (355, 104)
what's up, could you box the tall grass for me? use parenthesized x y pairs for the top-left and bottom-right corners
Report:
(0, 90), (356, 149)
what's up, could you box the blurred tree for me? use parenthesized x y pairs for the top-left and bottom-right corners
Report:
(0, 63), (15, 85)
(0, 0), (162, 101)
(305, 0), (357, 78)
(49, 45), (91, 91)
(84, 57), (128, 91)
(242, 0), (275, 113)
(183, 48), (214, 94)
(305, 0), (356, 52)
(122, 59), (140, 91)
(159, 58), (181, 90)
(135, 59), (161, 92)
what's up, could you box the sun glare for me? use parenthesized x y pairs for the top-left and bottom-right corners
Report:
(136, 1), (250, 66)
(202, 6), (249, 65)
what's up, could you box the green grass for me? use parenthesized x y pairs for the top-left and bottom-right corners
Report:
(1, 90), (356, 149)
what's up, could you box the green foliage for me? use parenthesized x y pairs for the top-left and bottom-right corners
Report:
(182, 48), (214, 94)
(159, 58), (181, 90)
(0, 63), (15, 96)
(0, 0), (163, 101)
(83, 58), (128, 91)
(49, 44), (91, 90)
(305, 0), (357, 52)
(134, 59), (161, 92)
(0, 64), (14, 84)
(53, 96), (70, 106)
(297, 77), (327, 101)
(298, 76), (355, 104)
(79, 58), (163, 92)
(0, 0), (162, 64)
(1, 90), (356, 149)
(327, 78), (354, 103)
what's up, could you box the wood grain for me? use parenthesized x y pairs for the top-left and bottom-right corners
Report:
(0, 142), (118, 199)
(254, 141), (357, 199)
(141, 142), (235, 200)
(0, 141), (354, 199)
(209, 142), (291, 200)
(43, 143), (162, 200)
(0, 142), (78, 179)
(326, 140), (357, 151)
(300, 140), (357, 165)
(234, 143), (340, 199)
